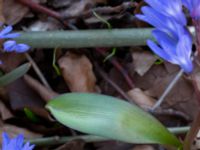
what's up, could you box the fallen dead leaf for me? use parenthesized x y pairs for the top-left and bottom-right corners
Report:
(95, 141), (132, 150)
(51, 0), (79, 8)
(60, 0), (94, 19)
(0, 0), (5, 22)
(7, 78), (45, 110)
(132, 49), (157, 76)
(94, 0), (107, 4)
(28, 19), (62, 31)
(0, 53), (26, 72)
(24, 74), (58, 101)
(55, 140), (85, 150)
(131, 145), (155, 150)
(127, 88), (155, 110)
(132, 64), (198, 119)
(0, 100), (13, 120)
(3, 0), (29, 25)
(58, 52), (96, 92)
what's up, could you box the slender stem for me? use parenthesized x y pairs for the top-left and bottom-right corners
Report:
(151, 69), (184, 111)
(27, 126), (189, 146)
(27, 135), (108, 146)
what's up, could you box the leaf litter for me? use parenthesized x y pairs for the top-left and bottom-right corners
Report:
(0, 0), (199, 150)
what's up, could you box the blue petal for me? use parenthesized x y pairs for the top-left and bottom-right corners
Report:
(3, 40), (16, 52)
(1, 33), (20, 39)
(152, 30), (178, 58)
(14, 44), (30, 53)
(182, 0), (192, 11)
(147, 40), (176, 63)
(0, 26), (13, 37)
(175, 34), (193, 73)
(2, 133), (10, 150)
(15, 134), (24, 148)
(140, 7), (172, 30)
(139, 6), (182, 38)
(176, 34), (192, 58)
(145, 0), (186, 25)
(22, 142), (35, 150)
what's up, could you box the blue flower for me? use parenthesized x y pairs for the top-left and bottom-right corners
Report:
(0, 25), (30, 53)
(136, 0), (193, 73)
(2, 132), (35, 150)
(182, 0), (200, 19)
(143, 0), (186, 25)
(3, 40), (30, 53)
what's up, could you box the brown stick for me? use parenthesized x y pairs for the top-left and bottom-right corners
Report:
(15, 0), (66, 25)
(94, 63), (133, 102)
(96, 48), (135, 89)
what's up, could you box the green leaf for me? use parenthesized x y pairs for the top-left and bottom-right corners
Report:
(46, 93), (181, 148)
(0, 63), (31, 86)
(24, 108), (39, 123)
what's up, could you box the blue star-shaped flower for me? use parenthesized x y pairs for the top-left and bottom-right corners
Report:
(2, 132), (35, 150)
(0, 25), (30, 53)
(136, 0), (193, 73)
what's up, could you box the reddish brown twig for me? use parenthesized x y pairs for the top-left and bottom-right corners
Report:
(16, 0), (66, 24)
(183, 74), (200, 149)
(96, 48), (135, 89)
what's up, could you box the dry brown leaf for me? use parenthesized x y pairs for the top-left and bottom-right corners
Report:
(0, 0), (5, 22)
(28, 19), (62, 31)
(94, 0), (107, 4)
(7, 78), (45, 110)
(132, 145), (155, 150)
(0, 53), (26, 72)
(55, 140), (85, 150)
(132, 64), (198, 119)
(3, 0), (29, 25)
(95, 141), (132, 150)
(127, 88), (155, 110)
(132, 50), (157, 76)
(51, 0), (79, 8)
(0, 124), (41, 144)
(24, 75), (58, 101)
(60, 0), (94, 19)
(0, 100), (13, 120)
(58, 52), (96, 92)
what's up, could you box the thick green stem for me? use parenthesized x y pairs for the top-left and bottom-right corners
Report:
(16, 27), (195, 48)
(16, 29), (151, 48)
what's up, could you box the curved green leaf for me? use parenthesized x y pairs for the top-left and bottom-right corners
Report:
(0, 63), (31, 86)
(46, 93), (181, 148)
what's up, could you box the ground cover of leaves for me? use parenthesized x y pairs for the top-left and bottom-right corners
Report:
(0, 0), (199, 150)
